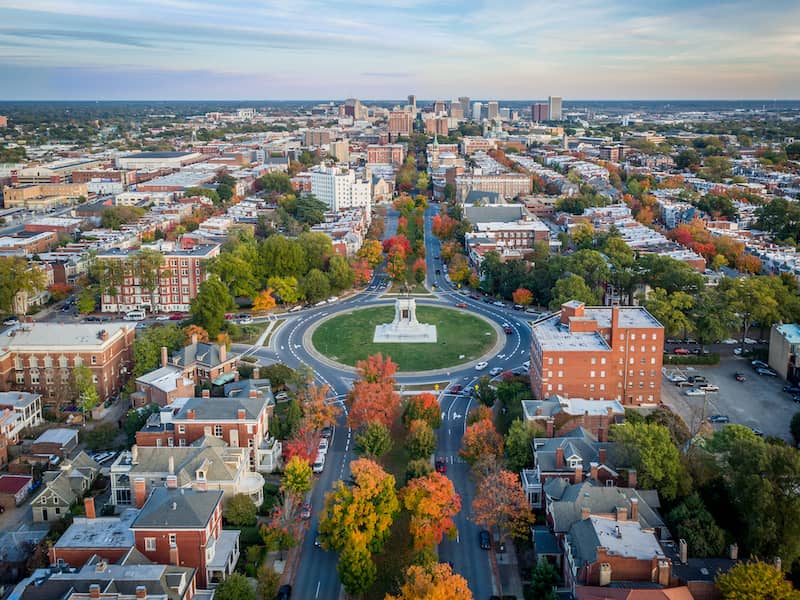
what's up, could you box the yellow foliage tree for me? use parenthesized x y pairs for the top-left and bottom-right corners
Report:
(252, 288), (277, 312)
(386, 563), (473, 600)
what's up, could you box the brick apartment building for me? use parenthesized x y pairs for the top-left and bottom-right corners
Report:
(425, 117), (449, 136)
(97, 244), (220, 314)
(366, 144), (406, 165)
(455, 173), (532, 202)
(388, 110), (412, 137)
(304, 129), (332, 147)
(529, 301), (664, 406)
(2, 183), (89, 209)
(460, 136), (498, 155)
(131, 486), (239, 588)
(0, 323), (135, 404)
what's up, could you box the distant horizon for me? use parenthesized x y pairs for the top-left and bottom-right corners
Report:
(1, 98), (799, 104)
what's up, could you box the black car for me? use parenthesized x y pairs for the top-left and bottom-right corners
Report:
(276, 584), (292, 600)
(479, 529), (491, 550)
(784, 385), (800, 394)
(320, 426), (333, 439)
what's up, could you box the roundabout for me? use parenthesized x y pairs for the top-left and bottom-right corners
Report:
(308, 303), (500, 372)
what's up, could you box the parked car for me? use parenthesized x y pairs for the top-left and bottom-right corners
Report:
(320, 426), (333, 439)
(275, 391), (289, 401)
(276, 584), (292, 600)
(733, 347), (743, 355)
(314, 533), (322, 548)
(237, 314), (253, 325)
(687, 375), (707, 384)
(684, 388), (706, 396)
(749, 427), (764, 437)
(482, 297), (493, 304)
(300, 502), (312, 519)
(513, 304), (525, 311)
(492, 301), (504, 307)
(312, 454), (325, 474)
(783, 385), (800, 394)
(169, 313), (185, 320)
(435, 457), (447, 474)
(155, 315), (170, 321)
(469, 294), (480, 300)
(489, 367), (503, 376)
(751, 360), (769, 370)
(475, 361), (488, 371)
(666, 373), (687, 383)
(3, 317), (18, 326)
(317, 438), (329, 454)
(699, 384), (719, 392)
(479, 530), (491, 550)
(756, 367), (778, 377)
(673, 348), (691, 355)
(734, 372), (746, 382)
(708, 415), (730, 423)
(455, 302), (467, 308)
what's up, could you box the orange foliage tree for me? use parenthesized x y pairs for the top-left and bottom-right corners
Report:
(347, 354), (402, 430)
(460, 418), (503, 465)
(412, 258), (426, 283)
(386, 563), (473, 600)
(387, 252), (407, 283)
(300, 383), (339, 430)
(403, 393), (442, 429)
(283, 424), (320, 465)
(448, 254), (471, 283)
(736, 254), (763, 274)
(352, 258), (373, 286)
(431, 214), (457, 241)
(472, 469), (534, 542)
(383, 234), (412, 256)
(401, 473), (462, 550)
(511, 287), (533, 306)
(252, 288), (277, 312)
(183, 324), (209, 344)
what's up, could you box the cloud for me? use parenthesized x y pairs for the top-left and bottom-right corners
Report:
(0, 27), (153, 48)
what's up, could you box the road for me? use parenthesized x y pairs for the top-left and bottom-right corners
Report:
(235, 201), (532, 598)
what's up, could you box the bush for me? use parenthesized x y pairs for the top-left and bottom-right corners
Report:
(662, 353), (720, 366)
(82, 423), (119, 451)
(223, 494), (257, 527)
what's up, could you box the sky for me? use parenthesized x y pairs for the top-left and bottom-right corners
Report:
(0, 0), (799, 100)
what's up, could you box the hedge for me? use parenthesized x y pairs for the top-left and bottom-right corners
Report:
(663, 353), (720, 366)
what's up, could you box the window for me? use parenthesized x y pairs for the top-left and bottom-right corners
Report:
(651, 358), (656, 365)
(15, 373), (24, 384)
(169, 534), (177, 547)
(591, 357), (596, 365)
(547, 357), (553, 365)
(652, 333), (657, 340)
(179, 439), (186, 447)
(14, 358), (23, 370)
(631, 334), (636, 340)
(44, 356), (53, 368)
(92, 375), (98, 384)
(589, 384), (595, 391)
(600, 371), (605, 378)
(29, 357), (38, 368)
(558, 357), (564, 365)
(55, 507), (61, 514)
(214, 425), (223, 437)
(30, 370), (40, 384)
(590, 371), (595, 378)
(145, 538), (156, 551)
(91, 355), (97, 365)
(247, 425), (254, 434)
(600, 384), (605, 391)
(600, 357), (606, 365)
(557, 384), (563, 391)
(547, 384), (553, 392)
(557, 371), (563, 378)
(651, 346), (656, 353)
(74, 356), (83, 367)
(178, 425), (185, 434)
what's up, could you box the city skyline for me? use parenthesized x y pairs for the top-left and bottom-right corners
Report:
(0, 0), (799, 100)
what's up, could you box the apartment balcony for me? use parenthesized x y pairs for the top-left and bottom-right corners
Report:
(256, 437), (283, 474)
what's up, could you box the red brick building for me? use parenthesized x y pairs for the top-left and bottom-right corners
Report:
(530, 302), (664, 406)
(388, 110), (412, 137)
(366, 144), (406, 165)
(49, 500), (137, 567)
(0, 323), (135, 404)
(131, 485), (239, 588)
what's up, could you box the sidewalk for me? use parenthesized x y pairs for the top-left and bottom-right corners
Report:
(496, 538), (525, 599)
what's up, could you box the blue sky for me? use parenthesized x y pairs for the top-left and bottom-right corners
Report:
(0, 0), (798, 100)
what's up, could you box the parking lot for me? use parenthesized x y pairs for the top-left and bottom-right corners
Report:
(661, 356), (797, 442)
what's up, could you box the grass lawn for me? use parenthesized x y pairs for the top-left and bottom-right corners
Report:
(387, 281), (430, 295)
(228, 323), (267, 344)
(312, 305), (496, 372)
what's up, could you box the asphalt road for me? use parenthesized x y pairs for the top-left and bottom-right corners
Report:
(238, 202), (533, 598)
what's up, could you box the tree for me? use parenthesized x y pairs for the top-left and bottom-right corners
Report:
(401, 473), (462, 550)
(702, 156), (732, 182)
(355, 422), (393, 459)
(82, 423), (117, 451)
(527, 561), (559, 600)
(642, 288), (695, 339)
(299, 231), (333, 271)
(505, 419), (539, 472)
(100, 205), (145, 229)
(224, 494), (257, 527)
(356, 239), (383, 268)
(256, 564), (281, 600)
(387, 563), (473, 600)
(298, 383), (339, 430)
(190, 276), (234, 337)
(667, 494), (725, 558)
(676, 148), (701, 170)
(213, 573), (255, 600)
(474, 375), (497, 407)
(282, 456), (313, 498)
(183, 324), (209, 344)
(407, 419), (436, 460)
(185, 186), (220, 205)
(132, 324), (185, 376)
(347, 354), (402, 430)
(403, 393), (442, 429)
(416, 171), (429, 192)
(0, 258), (47, 315)
(571, 222), (595, 249)
(267, 276), (302, 305)
(259, 235), (307, 279)
(338, 541), (377, 596)
(412, 258), (426, 284)
(792, 412), (800, 446)
(73, 365), (99, 413)
(206, 252), (259, 298)
(716, 560), (800, 600)
(473, 469), (534, 542)
(302, 268), (331, 303)
(77, 288), (96, 314)
(387, 251), (407, 283)
(257, 171), (293, 195)
(448, 253), (471, 283)
(283, 424), (320, 465)
(293, 195), (328, 226)
(252, 289), (277, 312)
(460, 419), (503, 465)
(512, 287), (533, 306)
(327, 255), (355, 291)
(549, 274), (599, 310)
(405, 458), (434, 483)
(609, 422), (690, 501)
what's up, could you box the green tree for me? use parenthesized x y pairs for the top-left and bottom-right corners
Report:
(224, 494), (257, 527)
(258, 171), (293, 195)
(702, 156), (733, 182)
(642, 288), (695, 339)
(213, 573), (256, 600)
(609, 422), (690, 501)
(100, 206), (145, 229)
(567, 249), (610, 291)
(407, 419), (436, 460)
(73, 365), (99, 413)
(256, 564), (281, 600)
(354, 422), (392, 459)
(505, 420), (539, 472)
(549, 274), (599, 310)
(474, 375), (497, 407)
(76, 289), (96, 314)
(721, 277), (781, 347)
(207, 252), (259, 298)
(327, 255), (355, 291)
(184, 186), (221, 205)
(716, 560), (800, 600)
(267, 276), (302, 304)
(190, 276), (234, 337)
(405, 458), (434, 483)
(259, 235), (307, 279)
(82, 423), (117, 451)
(792, 412), (800, 446)
(338, 542), (377, 596)
(302, 268), (331, 303)
(416, 172), (429, 191)
(132, 324), (185, 376)
(299, 231), (333, 272)
(293, 194), (328, 225)
(675, 148), (701, 170)
(667, 493), (725, 558)
(527, 561), (559, 600)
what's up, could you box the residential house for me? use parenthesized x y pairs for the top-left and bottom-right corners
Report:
(131, 366), (195, 408)
(521, 396), (625, 440)
(31, 427), (79, 458)
(0, 392), (43, 435)
(49, 502), (138, 567)
(167, 338), (238, 388)
(31, 452), (100, 522)
(0, 475), (33, 508)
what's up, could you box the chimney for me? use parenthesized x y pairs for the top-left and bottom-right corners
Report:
(581, 506), (590, 520)
(729, 543), (738, 560)
(196, 479), (208, 491)
(169, 545), (180, 566)
(775, 557), (782, 572)
(249, 389), (258, 399)
(679, 538), (688, 564)
(219, 344), (226, 363)
(135, 586), (147, 600)
(166, 475), (178, 488)
(134, 477), (146, 509)
(168, 455), (175, 474)
(546, 418), (554, 438)
(611, 305), (620, 334)
(131, 445), (139, 464)
(599, 448), (607, 464)
(84, 496), (96, 519)
(574, 464), (583, 483)
(590, 461), (599, 480)
(535, 406), (543, 416)
(238, 408), (246, 419)
(89, 584), (101, 599)
(201, 390), (210, 399)
(599, 563), (612, 587)
(252, 367), (260, 380)
(191, 333), (198, 345)
(555, 447), (564, 469)
(161, 346), (168, 368)
(616, 506), (627, 521)
(187, 408), (195, 419)
(627, 469), (637, 489)
(630, 497), (639, 521)
(614, 525), (622, 538)
(657, 559), (671, 586)
(597, 427), (607, 443)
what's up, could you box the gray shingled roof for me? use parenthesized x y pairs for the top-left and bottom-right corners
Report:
(174, 395), (268, 421)
(171, 342), (226, 369)
(130, 444), (242, 487)
(131, 487), (222, 530)
(534, 428), (617, 473)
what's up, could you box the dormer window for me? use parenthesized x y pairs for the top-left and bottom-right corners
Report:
(197, 470), (206, 480)
(569, 458), (581, 469)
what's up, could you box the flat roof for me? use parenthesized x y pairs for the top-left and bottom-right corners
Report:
(0, 475), (32, 494)
(34, 428), (78, 446)
(0, 391), (41, 408)
(122, 152), (195, 159)
(0, 322), (131, 351)
(54, 508), (137, 549)
(589, 515), (665, 560)
(776, 323), (800, 345)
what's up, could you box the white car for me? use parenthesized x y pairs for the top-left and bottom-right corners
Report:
(318, 438), (329, 454)
(237, 315), (253, 325)
(666, 373), (687, 383)
(699, 384), (719, 392)
(312, 453), (326, 474)
(155, 315), (170, 321)
(722, 338), (738, 344)
(475, 361), (489, 371)
(3, 317), (19, 326)
(489, 367), (503, 376)
(684, 388), (706, 396)
(733, 347), (743, 355)
(493, 301), (504, 307)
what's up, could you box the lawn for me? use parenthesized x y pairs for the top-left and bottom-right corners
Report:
(311, 305), (496, 372)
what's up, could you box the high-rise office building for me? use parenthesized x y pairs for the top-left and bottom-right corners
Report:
(548, 96), (563, 120)
(407, 94), (417, 113)
(433, 100), (447, 115)
(459, 97), (471, 116)
(472, 102), (483, 121)
(532, 102), (549, 122)
(487, 101), (499, 120)
(449, 101), (464, 120)
(388, 110), (413, 137)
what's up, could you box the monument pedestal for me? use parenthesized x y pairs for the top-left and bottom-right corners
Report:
(373, 297), (437, 343)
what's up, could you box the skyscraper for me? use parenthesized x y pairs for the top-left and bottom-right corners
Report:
(449, 101), (464, 120)
(433, 100), (447, 115)
(458, 96), (471, 115)
(531, 102), (549, 122)
(548, 96), (563, 120)
(472, 102), (483, 121)
(407, 94), (417, 113)
(487, 101), (499, 120)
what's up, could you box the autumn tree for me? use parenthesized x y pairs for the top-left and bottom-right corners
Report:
(448, 253), (471, 283)
(386, 563), (473, 600)
(267, 275), (302, 305)
(387, 251), (408, 283)
(223, 494), (257, 527)
(460, 418), (504, 465)
(282, 424), (320, 466)
(352, 258), (373, 286)
(401, 473), (462, 550)
(356, 239), (383, 268)
(431, 214), (458, 241)
(512, 287), (533, 306)
(355, 422), (393, 459)
(252, 289), (277, 312)
(716, 560), (800, 600)
(347, 354), (402, 430)
(183, 324), (210, 344)
(296, 382), (338, 430)
(413, 258), (427, 284)
(407, 419), (436, 460)
(473, 469), (534, 542)
(403, 393), (442, 429)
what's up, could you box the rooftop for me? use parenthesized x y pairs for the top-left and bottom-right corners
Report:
(33, 428), (79, 446)
(0, 391), (41, 409)
(523, 396), (626, 420)
(568, 515), (666, 566)
(776, 323), (800, 345)
(121, 152), (195, 159)
(131, 487), (222, 530)
(54, 509), (138, 550)
(0, 322), (131, 351)
(0, 475), (32, 495)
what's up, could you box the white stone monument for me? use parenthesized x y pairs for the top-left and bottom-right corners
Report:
(373, 297), (437, 343)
